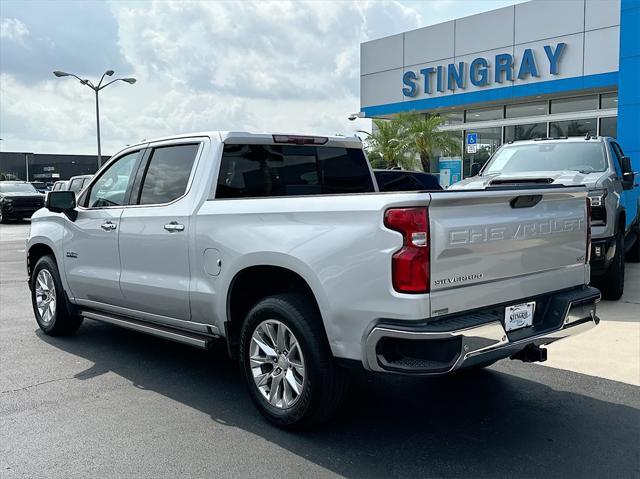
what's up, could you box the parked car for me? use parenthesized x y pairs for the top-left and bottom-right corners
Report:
(28, 131), (599, 428)
(0, 181), (45, 223)
(451, 136), (640, 300)
(374, 169), (442, 192)
(50, 180), (69, 192)
(30, 181), (51, 193)
(67, 175), (93, 196)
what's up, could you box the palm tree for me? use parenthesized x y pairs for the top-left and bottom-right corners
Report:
(400, 113), (461, 172)
(359, 117), (417, 170)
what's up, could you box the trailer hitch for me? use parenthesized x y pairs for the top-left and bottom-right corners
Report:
(511, 344), (548, 363)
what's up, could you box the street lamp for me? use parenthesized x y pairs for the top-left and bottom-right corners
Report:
(53, 70), (136, 168)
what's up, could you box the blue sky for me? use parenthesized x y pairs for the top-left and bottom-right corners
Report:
(0, 0), (525, 154)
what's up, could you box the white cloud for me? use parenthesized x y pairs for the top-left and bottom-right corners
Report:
(2, 1), (526, 156)
(1, 0), (426, 154)
(0, 18), (29, 43)
(111, 0), (421, 100)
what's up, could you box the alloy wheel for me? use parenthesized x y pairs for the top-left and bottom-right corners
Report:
(249, 319), (305, 409)
(35, 269), (56, 324)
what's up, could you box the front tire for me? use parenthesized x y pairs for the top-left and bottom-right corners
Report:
(595, 231), (625, 300)
(31, 255), (83, 335)
(239, 293), (346, 429)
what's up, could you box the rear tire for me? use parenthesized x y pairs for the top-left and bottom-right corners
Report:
(30, 255), (83, 335)
(0, 210), (8, 224)
(239, 293), (346, 429)
(595, 231), (625, 300)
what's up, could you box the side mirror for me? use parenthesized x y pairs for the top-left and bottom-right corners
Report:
(470, 163), (481, 177)
(46, 190), (77, 220)
(621, 156), (635, 190)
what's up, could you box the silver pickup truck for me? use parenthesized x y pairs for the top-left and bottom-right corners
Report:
(27, 131), (600, 428)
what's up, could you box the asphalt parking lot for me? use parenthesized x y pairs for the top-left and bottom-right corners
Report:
(1, 222), (639, 478)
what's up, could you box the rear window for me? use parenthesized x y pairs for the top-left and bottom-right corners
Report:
(215, 144), (374, 199)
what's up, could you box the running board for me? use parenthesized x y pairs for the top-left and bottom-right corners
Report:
(80, 310), (214, 349)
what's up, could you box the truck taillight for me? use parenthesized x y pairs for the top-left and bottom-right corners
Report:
(384, 207), (430, 293)
(586, 197), (592, 264)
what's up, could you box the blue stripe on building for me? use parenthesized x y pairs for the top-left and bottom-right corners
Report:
(361, 72), (619, 117)
(618, 0), (640, 170)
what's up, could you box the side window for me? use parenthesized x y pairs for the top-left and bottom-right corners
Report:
(377, 172), (417, 192)
(69, 178), (84, 194)
(413, 173), (442, 191)
(610, 142), (624, 177)
(137, 144), (199, 205)
(86, 152), (139, 208)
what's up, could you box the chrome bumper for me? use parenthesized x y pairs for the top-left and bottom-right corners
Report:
(365, 288), (601, 374)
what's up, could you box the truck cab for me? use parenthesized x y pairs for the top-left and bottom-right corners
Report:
(452, 136), (640, 299)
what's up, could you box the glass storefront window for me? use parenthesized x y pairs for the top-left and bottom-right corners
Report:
(465, 106), (503, 122)
(431, 130), (463, 174)
(600, 93), (618, 110)
(441, 110), (464, 125)
(550, 95), (598, 114)
(600, 117), (617, 138)
(549, 118), (597, 137)
(504, 123), (547, 142)
(505, 101), (548, 118)
(463, 127), (501, 176)
(0, 153), (28, 180)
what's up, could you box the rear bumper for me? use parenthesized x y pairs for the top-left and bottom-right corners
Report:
(365, 286), (600, 374)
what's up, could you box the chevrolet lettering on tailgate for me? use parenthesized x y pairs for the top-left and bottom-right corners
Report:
(448, 217), (584, 246)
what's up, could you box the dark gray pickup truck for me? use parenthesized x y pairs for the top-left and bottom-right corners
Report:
(453, 136), (640, 299)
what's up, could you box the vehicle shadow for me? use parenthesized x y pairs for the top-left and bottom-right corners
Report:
(37, 320), (640, 478)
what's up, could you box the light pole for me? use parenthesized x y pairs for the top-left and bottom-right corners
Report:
(53, 70), (136, 168)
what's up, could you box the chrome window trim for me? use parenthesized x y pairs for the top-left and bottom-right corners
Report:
(78, 138), (206, 211)
(77, 145), (148, 210)
(132, 138), (206, 209)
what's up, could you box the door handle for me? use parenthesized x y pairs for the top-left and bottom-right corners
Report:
(164, 222), (185, 232)
(101, 221), (117, 231)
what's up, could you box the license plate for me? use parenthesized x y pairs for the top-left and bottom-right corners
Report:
(504, 301), (536, 332)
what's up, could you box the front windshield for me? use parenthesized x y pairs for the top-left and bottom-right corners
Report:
(483, 142), (607, 175)
(0, 183), (40, 193)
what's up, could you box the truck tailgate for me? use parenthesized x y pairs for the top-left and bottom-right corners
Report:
(428, 187), (589, 317)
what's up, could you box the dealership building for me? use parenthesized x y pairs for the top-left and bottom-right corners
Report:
(0, 152), (103, 183)
(359, 0), (639, 177)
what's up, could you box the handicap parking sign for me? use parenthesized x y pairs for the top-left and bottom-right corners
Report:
(466, 133), (477, 145)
